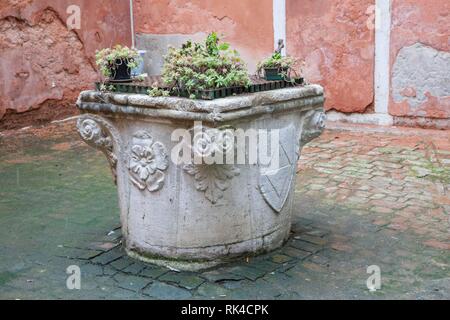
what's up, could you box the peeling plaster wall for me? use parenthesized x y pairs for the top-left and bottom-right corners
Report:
(286, 0), (375, 113)
(389, 0), (450, 125)
(0, 0), (131, 127)
(392, 43), (450, 115)
(1, 1), (448, 129)
(133, 0), (274, 74)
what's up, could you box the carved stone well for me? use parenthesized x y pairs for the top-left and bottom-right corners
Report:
(76, 85), (326, 270)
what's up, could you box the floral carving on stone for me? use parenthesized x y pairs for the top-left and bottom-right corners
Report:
(128, 131), (169, 192)
(184, 164), (240, 204)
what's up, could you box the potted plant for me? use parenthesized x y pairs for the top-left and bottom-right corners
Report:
(95, 45), (143, 82)
(150, 32), (251, 98)
(257, 41), (303, 82)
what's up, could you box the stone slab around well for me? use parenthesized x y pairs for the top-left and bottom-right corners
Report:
(77, 85), (325, 123)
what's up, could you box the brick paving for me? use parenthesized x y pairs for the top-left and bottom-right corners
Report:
(0, 120), (448, 299)
(299, 127), (450, 250)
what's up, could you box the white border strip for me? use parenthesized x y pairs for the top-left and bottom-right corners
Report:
(130, 0), (135, 48)
(273, 0), (286, 55)
(374, 0), (391, 114)
(326, 111), (393, 126)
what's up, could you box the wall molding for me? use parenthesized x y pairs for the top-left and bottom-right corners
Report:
(273, 0), (286, 55)
(374, 0), (392, 114)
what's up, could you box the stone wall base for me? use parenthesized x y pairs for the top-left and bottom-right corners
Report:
(326, 111), (449, 130)
(393, 116), (450, 130)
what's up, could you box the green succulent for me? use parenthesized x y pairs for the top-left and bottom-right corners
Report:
(257, 52), (302, 80)
(160, 32), (251, 96)
(147, 87), (170, 97)
(95, 45), (142, 78)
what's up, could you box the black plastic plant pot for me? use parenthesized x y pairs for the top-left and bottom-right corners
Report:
(264, 67), (288, 81)
(109, 59), (132, 82)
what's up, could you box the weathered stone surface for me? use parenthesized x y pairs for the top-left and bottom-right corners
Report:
(286, 0), (375, 113)
(389, 0), (450, 122)
(77, 87), (326, 270)
(78, 85), (324, 115)
(0, 0), (131, 124)
(391, 43), (450, 119)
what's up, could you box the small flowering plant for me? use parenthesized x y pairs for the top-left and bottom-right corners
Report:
(95, 45), (142, 81)
(257, 52), (296, 70)
(152, 32), (251, 97)
(257, 51), (304, 81)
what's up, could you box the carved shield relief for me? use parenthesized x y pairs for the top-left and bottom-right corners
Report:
(259, 124), (298, 213)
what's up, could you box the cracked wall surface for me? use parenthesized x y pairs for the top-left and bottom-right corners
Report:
(0, 0), (131, 128)
(133, 0), (274, 74)
(390, 0), (450, 124)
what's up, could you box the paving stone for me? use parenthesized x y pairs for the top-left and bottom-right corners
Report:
(201, 270), (245, 283)
(110, 257), (134, 271)
(330, 242), (353, 252)
(295, 234), (328, 246)
(270, 254), (293, 264)
(57, 247), (100, 260)
(309, 184), (324, 191)
(140, 266), (168, 279)
(103, 265), (118, 276)
(91, 250), (123, 266)
(88, 241), (120, 252)
(371, 206), (395, 214)
(290, 240), (323, 253)
(196, 283), (229, 299)
(122, 263), (146, 275)
(159, 272), (205, 290)
(142, 281), (192, 299)
(248, 260), (280, 272)
(305, 229), (330, 237)
(228, 266), (267, 281)
(113, 273), (151, 292)
(76, 250), (104, 260)
(221, 280), (247, 290)
(370, 193), (387, 200)
(280, 247), (312, 259)
(80, 263), (103, 277)
(310, 255), (330, 266)
(293, 217), (314, 227)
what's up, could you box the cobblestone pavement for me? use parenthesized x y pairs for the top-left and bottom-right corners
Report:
(0, 120), (448, 299)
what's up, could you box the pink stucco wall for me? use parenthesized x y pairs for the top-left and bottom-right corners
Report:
(0, 1), (448, 129)
(0, 0), (131, 125)
(133, 0), (274, 72)
(389, 0), (450, 121)
(286, 0), (375, 113)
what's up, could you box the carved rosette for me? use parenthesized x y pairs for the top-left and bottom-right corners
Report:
(77, 115), (121, 183)
(300, 110), (327, 146)
(181, 124), (240, 204)
(184, 164), (240, 204)
(128, 131), (169, 192)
